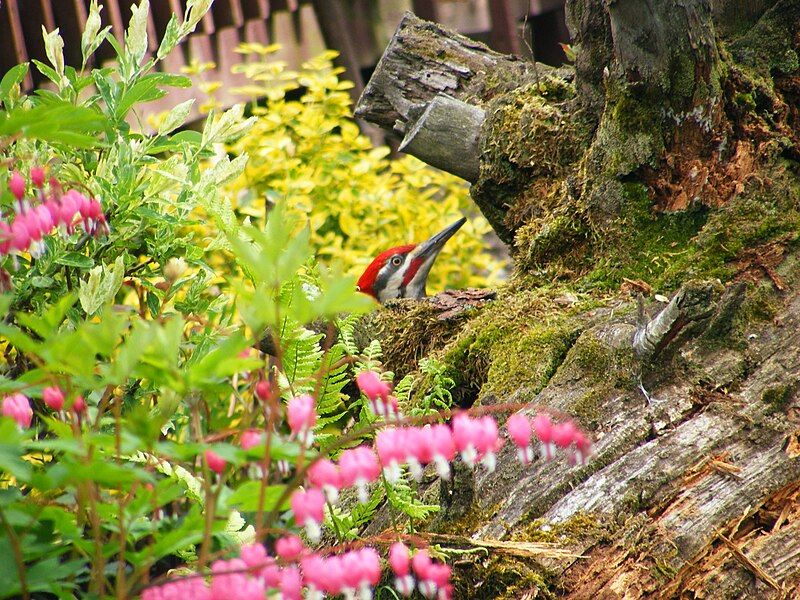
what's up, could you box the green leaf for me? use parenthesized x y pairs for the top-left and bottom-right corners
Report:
(116, 76), (166, 120)
(0, 556), (84, 598)
(63, 459), (154, 486)
(124, 0), (150, 75)
(157, 14), (182, 59)
(226, 482), (286, 512)
(81, 0), (110, 65)
(0, 420), (31, 482)
(0, 63), (28, 104)
(146, 291), (160, 318)
(158, 98), (194, 135)
(184, 0), (214, 32)
(78, 255), (126, 315)
(41, 27), (65, 87)
(56, 253), (94, 269)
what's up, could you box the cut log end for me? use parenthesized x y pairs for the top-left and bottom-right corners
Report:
(398, 94), (485, 182)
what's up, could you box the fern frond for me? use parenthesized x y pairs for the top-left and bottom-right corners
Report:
(328, 485), (385, 540)
(385, 472), (440, 522)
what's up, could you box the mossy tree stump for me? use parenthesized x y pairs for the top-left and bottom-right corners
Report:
(353, 2), (800, 598)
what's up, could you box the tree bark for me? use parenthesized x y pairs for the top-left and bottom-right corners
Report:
(398, 94), (485, 183)
(354, 3), (800, 597)
(354, 11), (543, 134)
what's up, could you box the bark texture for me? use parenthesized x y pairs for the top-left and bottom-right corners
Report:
(352, 1), (800, 598)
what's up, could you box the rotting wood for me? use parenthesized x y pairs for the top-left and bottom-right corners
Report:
(354, 11), (543, 133)
(716, 532), (781, 591)
(398, 94), (485, 182)
(418, 532), (583, 561)
(633, 280), (722, 361)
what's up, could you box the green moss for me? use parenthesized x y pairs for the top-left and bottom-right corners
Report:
(733, 282), (782, 328)
(761, 382), (797, 411)
(579, 182), (710, 291)
(452, 555), (554, 600)
(483, 321), (581, 398)
(669, 51), (700, 100)
(730, 2), (800, 78)
(446, 514), (608, 600)
(734, 91), (757, 111)
(433, 288), (604, 406)
(513, 512), (606, 545)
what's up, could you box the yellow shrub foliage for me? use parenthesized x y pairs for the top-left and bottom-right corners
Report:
(220, 45), (502, 291)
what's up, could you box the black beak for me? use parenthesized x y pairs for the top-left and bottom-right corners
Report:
(412, 217), (467, 261)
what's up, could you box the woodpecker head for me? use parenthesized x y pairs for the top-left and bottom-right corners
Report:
(357, 217), (467, 303)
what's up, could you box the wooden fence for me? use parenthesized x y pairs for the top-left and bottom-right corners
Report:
(1, 1), (568, 119)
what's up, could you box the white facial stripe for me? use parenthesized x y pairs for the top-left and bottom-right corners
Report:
(375, 261), (408, 303)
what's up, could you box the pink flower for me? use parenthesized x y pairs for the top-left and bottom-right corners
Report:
(474, 416), (500, 471)
(205, 449), (226, 474)
(275, 535), (304, 562)
(8, 171), (25, 200)
(279, 566), (302, 600)
(356, 547), (382, 592)
(290, 488), (325, 542)
(412, 550), (451, 599)
(72, 395), (87, 414)
(376, 428), (406, 483)
(287, 394), (316, 447)
(9, 219), (30, 252)
(572, 430), (593, 465)
(43, 386), (65, 411)
(532, 414), (555, 459)
(239, 542), (267, 570)
(552, 421), (578, 449)
(339, 446), (380, 503)
(2, 393), (32, 429)
(411, 549), (433, 580)
(390, 543), (415, 596)
(452, 414), (480, 468)
(34, 204), (54, 233)
(0, 221), (11, 255)
(356, 370), (390, 401)
(254, 380), (271, 401)
(430, 424), (456, 479)
(142, 577), (211, 600)
(300, 554), (325, 597)
(507, 413), (533, 464)
(336, 548), (381, 598)
(356, 370), (394, 417)
(403, 427), (430, 481)
(260, 557), (282, 588)
(240, 429), (264, 450)
(210, 558), (265, 600)
(307, 459), (341, 504)
(30, 167), (45, 188)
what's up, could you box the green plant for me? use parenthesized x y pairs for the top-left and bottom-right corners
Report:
(214, 45), (503, 293)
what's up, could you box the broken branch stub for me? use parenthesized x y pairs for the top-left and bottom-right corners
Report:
(633, 280), (723, 361)
(399, 95), (485, 182)
(355, 11), (540, 134)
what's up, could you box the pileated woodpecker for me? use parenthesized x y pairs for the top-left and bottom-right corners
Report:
(357, 217), (467, 303)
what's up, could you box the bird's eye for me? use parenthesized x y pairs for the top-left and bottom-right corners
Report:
(391, 256), (403, 266)
(355, 285), (361, 292)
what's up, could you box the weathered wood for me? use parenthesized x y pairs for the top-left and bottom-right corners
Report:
(398, 94), (485, 182)
(633, 280), (722, 360)
(467, 271), (800, 596)
(354, 11), (542, 133)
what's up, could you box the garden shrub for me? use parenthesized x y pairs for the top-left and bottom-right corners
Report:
(212, 45), (503, 292)
(0, 3), (587, 599)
